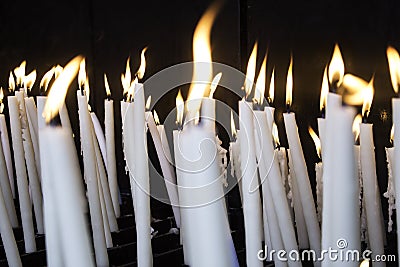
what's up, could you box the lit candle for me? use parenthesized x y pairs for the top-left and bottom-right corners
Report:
(282, 56), (321, 257)
(77, 59), (108, 267)
(91, 113), (107, 169)
(308, 127), (323, 223)
(41, 56), (95, 266)
(104, 74), (120, 218)
(229, 111), (242, 200)
(384, 126), (395, 233)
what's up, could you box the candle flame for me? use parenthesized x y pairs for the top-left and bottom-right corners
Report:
(320, 66), (329, 111)
(244, 42), (257, 98)
(230, 110), (237, 138)
(272, 122), (280, 147)
(186, 2), (220, 115)
(84, 76), (91, 112)
(328, 44), (345, 88)
(254, 54), (266, 105)
(24, 70), (37, 91)
(352, 114), (362, 142)
(308, 126), (321, 158)
(54, 65), (64, 79)
(391, 125), (394, 144)
(146, 95), (152, 110)
(78, 58), (86, 90)
(359, 259), (369, 267)
(8, 72), (15, 92)
(342, 74), (369, 106)
(14, 61), (26, 87)
(387, 46), (400, 94)
(136, 47), (147, 80)
(209, 72), (222, 99)
(268, 68), (275, 104)
(43, 56), (83, 123)
(361, 77), (374, 119)
(286, 56), (293, 107)
(40, 67), (55, 92)
(121, 57), (132, 96)
(0, 88), (4, 114)
(176, 89), (184, 127)
(154, 110), (160, 125)
(104, 74), (111, 97)
(126, 77), (138, 102)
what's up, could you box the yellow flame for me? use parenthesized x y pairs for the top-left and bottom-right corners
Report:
(40, 67), (55, 91)
(361, 78), (374, 119)
(320, 66), (329, 111)
(104, 74), (111, 97)
(85, 76), (90, 100)
(342, 74), (369, 106)
(231, 110), (237, 138)
(359, 259), (369, 267)
(146, 95), (152, 110)
(154, 110), (160, 125)
(209, 72), (222, 99)
(391, 125), (394, 144)
(176, 89), (184, 127)
(121, 57), (131, 96)
(78, 58), (86, 90)
(328, 44), (345, 88)
(352, 114), (362, 142)
(254, 55), (266, 105)
(136, 47), (148, 80)
(186, 2), (221, 115)
(8, 72), (15, 92)
(268, 68), (275, 103)
(54, 65), (64, 79)
(14, 61), (26, 87)
(43, 56), (83, 123)
(0, 88), (3, 114)
(272, 122), (280, 147)
(244, 42), (258, 98)
(387, 46), (400, 94)
(126, 77), (138, 102)
(286, 56), (293, 107)
(24, 70), (37, 91)
(308, 126), (321, 158)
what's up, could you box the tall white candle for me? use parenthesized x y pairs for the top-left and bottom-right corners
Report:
(104, 98), (120, 218)
(315, 162), (323, 223)
(229, 131), (242, 201)
(59, 103), (72, 132)
(77, 91), (109, 267)
(359, 123), (385, 266)
(91, 113), (107, 171)
(385, 147), (395, 232)
(25, 97), (40, 176)
(0, 115), (15, 198)
(238, 100), (263, 267)
(8, 94), (36, 253)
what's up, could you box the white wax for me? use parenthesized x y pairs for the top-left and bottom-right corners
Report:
(278, 148), (294, 223)
(0, 137), (18, 228)
(385, 147), (395, 232)
(132, 84), (153, 267)
(147, 113), (181, 227)
(238, 100), (263, 267)
(37, 96), (47, 130)
(8, 95), (36, 253)
(283, 112), (320, 256)
(0, 175), (22, 267)
(173, 122), (239, 267)
(360, 123), (385, 266)
(91, 113), (107, 172)
(321, 103), (360, 267)
(229, 134), (242, 201)
(59, 103), (72, 131)
(41, 126), (95, 267)
(317, 118), (326, 161)
(201, 97), (215, 132)
(315, 162), (323, 223)
(77, 92), (109, 267)
(287, 149), (309, 249)
(25, 97), (40, 177)
(0, 115), (15, 198)
(392, 98), (400, 260)
(104, 99), (120, 218)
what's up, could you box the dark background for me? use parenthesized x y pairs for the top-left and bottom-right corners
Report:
(0, 0), (399, 236)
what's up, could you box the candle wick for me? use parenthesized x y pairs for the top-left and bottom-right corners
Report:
(80, 87), (84, 96)
(48, 114), (62, 127)
(321, 107), (325, 119)
(286, 102), (291, 113)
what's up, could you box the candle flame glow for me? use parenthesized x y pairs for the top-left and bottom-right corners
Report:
(14, 61), (26, 87)
(136, 47), (148, 80)
(126, 77), (138, 102)
(230, 110), (237, 138)
(391, 125), (394, 144)
(209, 72), (222, 99)
(121, 57), (132, 97)
(272, 122), (280, 147)
(54, 65), (64, 79)
(186, 2), (220, 116)
(387, 46), (400, 94)
(244, 42), (257, 98)
(146, 95), (152, 111)
(342, 74), (369, 106)
(40, 67), (55, 92)
(85, 76), (91, 112)
(8, 72), (15, 93)
(24, 70), (37, 91)
(320, 66), (329, 111)
(308, 126), (321, 158)
(359, 259), (369, 267)
(78, 58), (86, 90)
(286, 56), (293, 107)
(0, 88), (4, 114)
(104, 74), (111, 97)
(328, 44), (344, 88)
(43, 56), (83, 123)
(361, 77), (374, 119)
(154, 110), (160, 125)
(268, 68), (275, 104)
(176, 89), (184, 127)
(352, 114), (362, 142)
(254, 55), (266, 106)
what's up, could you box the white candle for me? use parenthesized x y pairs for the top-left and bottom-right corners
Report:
(355, 145), (368, 243)
(0, 115), (15, 199)
(104, 98), (120, 218)
(25, 96), (40, 176)
(147, 112), (181, 227)
(283, 112), (321, 255)
(315, 162), (323, 223)
(385, 147), (395, 232)
(238, 100), (264, 267)
(8, 94), (36, 253)
(359, 123), (385, 266)
(77, 91), (109, 267)
(229, 131), (242, 201)
(91, 113), (107, 171)
(16, 91), (44, 235)
(59, 103), (72, 131)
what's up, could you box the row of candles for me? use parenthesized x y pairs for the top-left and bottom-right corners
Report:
(0, 4), (399, 267)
